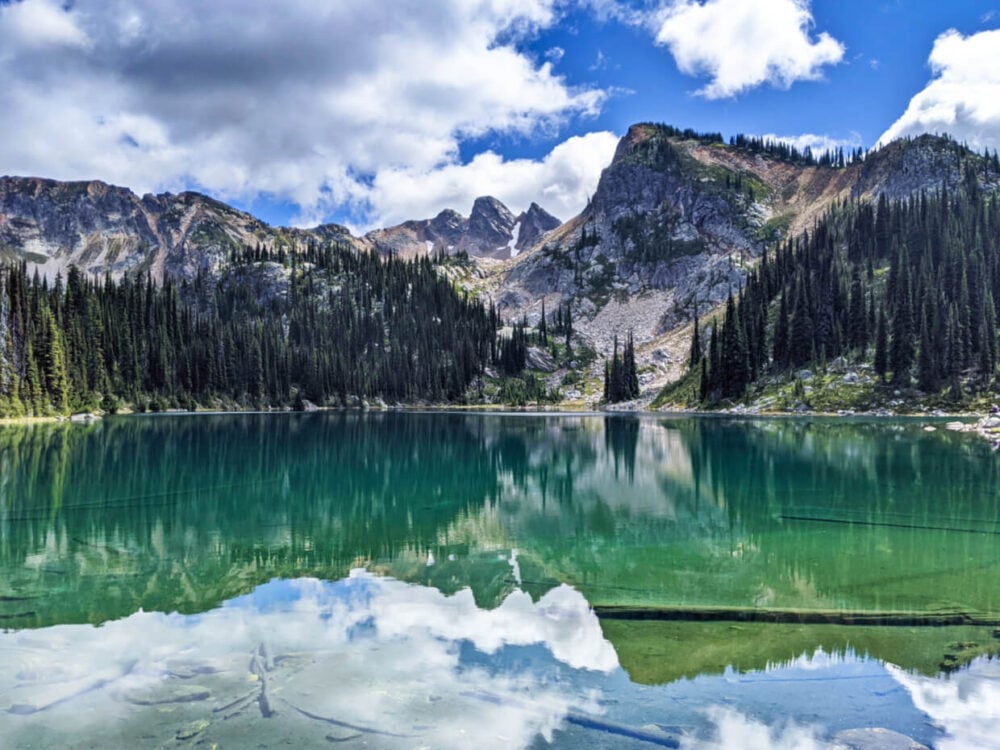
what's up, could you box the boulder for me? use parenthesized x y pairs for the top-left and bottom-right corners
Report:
(525, 346), (558, 373)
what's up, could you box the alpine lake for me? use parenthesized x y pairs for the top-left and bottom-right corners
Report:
(2, 412), (1000, 749)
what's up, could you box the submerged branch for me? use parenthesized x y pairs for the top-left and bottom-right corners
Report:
(594, 606), (1000, 627)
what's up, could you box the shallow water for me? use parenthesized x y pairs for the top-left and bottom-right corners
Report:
(1, 413), (999, 748)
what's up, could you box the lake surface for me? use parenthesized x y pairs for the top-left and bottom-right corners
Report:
(2, 412), (1000, 748)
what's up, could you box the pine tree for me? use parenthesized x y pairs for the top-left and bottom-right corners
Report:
(874, 306), (889, 383)
(689, 318), (702, 368)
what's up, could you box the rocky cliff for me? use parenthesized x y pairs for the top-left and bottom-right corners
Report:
(495, 125), (1000, 397)
(365, 196), (560, 260)
(0, 176), (356, 282)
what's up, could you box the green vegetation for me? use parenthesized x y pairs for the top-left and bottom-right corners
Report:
(0, 243), (502, 416)
(675, 156), (1000, 409)
(602, 331), (639, 403)
(612, 211), (706, 263)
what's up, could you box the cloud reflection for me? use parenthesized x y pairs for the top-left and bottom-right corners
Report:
(1, 571), (617, 749)
(889, 660), (1000, 750)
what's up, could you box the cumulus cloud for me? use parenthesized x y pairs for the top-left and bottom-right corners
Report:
(0, 0), (609, 229)
(757, 132), (863, 156)
(363, 131), (619, 228)
(684, 707), (825, 750)
(651, 0), (844, 99)
(888, 661), (1000, 750)
(879, 28), (1000, 151)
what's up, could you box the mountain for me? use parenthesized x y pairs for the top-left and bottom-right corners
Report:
(515, 202), (562, 252)
(0, 176), (357, 282)
(667, 142), (1000, 412)
(3, 124), (998, 411)
(365, 196), (561, 260)
(496, 125), (1000, 396)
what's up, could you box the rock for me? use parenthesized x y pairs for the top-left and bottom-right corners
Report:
(843, 372), (860, 384)
(0, 176), (356, 284)
(796, 369), (813, 381)
(980, 416), (1000, 429)
(515, 203), (561, 251)
(176, 719), (210, 741)
(69, 412), (101, 423)
(525, 346), (558, 373)
(923, 426), (936, 432)
(300, 399), (319, 412)
(831, 727), (929, 750)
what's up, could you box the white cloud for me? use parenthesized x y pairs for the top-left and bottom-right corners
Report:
(0, 0), (90, 49)
(684, 707), (826, 750)
(879, 28), (1000, 151)
(651, 0), (844, 99)
(361, 131), (619, 229)
(757, 132), (862, 156)
(0, 0), (609, 230)
(888, 661), (1000, 750)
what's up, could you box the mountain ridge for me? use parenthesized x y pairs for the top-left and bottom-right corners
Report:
(3, 126), (997, 406)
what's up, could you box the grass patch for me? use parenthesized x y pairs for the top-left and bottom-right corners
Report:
(651, 367), (700, 409)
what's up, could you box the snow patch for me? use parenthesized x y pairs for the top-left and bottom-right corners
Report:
(508, 221), (522, 258)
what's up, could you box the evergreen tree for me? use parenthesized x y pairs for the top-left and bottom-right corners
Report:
(874, 306), (889, 383)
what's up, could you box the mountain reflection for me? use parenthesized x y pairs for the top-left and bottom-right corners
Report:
(2, 413), (1000, 630)
(4, 572), (993, 750)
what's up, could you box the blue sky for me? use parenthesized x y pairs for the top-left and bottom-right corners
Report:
(1, 1), (998, 231)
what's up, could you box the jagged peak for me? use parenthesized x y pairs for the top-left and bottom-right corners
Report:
(469, 195), (515, 221)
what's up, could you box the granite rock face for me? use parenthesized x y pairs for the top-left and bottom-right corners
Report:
(0, 176), (356, 283)
(365, 196), (561, 260)
(496, 125), (1000, 366)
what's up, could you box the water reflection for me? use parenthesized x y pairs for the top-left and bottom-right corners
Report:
(3, 414), (1000, 663)
(5, 573), (995, 749)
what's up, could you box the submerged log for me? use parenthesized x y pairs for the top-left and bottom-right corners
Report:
(594, 606), (1000, 627)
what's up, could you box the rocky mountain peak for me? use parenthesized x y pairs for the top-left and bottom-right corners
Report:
(428, 208), (466, 238)
(513, 202), (561, 252)
(460, 196), (517, 257)
(366, 196), (562, 260)
(853, 133), (997, 202)
(0, 176), (322, 281)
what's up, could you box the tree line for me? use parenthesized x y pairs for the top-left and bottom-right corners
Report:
(0, 243), (503, 416)
(692, 161), (1000, 403)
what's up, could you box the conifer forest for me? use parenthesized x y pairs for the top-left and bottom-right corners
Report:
(0, 245), (502, 416)
(693, 163), (1000, 404)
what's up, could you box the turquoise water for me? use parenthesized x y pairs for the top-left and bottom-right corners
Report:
(1, 413), (999, 748)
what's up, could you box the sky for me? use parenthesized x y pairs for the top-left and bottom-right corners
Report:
(1, 1), (998, 233)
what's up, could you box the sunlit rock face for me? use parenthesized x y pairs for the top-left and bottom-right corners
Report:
(0, 176), (358, 282)
(364, 196), (561, 260)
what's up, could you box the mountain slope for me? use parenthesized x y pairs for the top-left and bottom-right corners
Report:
(0, 176), (358, 282)
(3, 125), (998, 408)
(496, 126), (1000, 398)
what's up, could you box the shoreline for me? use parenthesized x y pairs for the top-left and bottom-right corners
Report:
(0, 404), (987, 423)
(0, 416), (59, 426)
